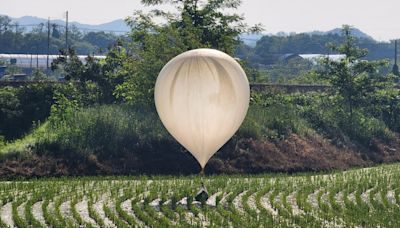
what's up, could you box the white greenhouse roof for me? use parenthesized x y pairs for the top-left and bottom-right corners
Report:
(0, 54), (106, 68)
(299, 54), (345, 62)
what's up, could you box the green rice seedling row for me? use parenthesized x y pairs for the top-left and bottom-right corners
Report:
(1, 163), (400, 227)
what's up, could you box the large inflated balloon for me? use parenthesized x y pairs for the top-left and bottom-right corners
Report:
(154, 49), (250, 169)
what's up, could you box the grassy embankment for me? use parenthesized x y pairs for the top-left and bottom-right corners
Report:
(1, 91), (398, 176)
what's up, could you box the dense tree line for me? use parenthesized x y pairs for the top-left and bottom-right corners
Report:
(0, 15), (120, 55)
(235, 32), (395, 67)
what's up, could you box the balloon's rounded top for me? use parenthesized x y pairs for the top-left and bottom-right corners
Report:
(162, 49), (244, 79)
(155, 48), (250, 169)
(175, 48), (233, 59)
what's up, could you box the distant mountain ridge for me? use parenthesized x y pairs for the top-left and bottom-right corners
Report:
(8, 15), (130, 33)
(309, 28), (373, 40)
(5, 15), (375, 45)
(241, 28), (374, 47)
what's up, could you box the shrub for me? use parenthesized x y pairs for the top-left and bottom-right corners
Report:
(244, 92), (312, 140)
(0, 84), (54, 140)
(302, 94), (394, 146)
(42, 105), (170, 158)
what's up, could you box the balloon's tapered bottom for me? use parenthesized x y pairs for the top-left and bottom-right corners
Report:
(200, 168), (204, 176)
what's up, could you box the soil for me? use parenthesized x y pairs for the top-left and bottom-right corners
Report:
(1, 133), (400, 178)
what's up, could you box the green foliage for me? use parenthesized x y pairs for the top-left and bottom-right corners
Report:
(238, 92), (312, 140)
(31, 69), (48, 81)
(2, 164), (400, 227)
(47, 45), (122, 105)
(267, 58), (315, 83)
(305, 25), (399, 145)
(239, 104), (310, 140)
(0, 87), (21, 138)
(303, 95), (394, 145)
(0, 84), (54, 140)
(369, 88), (400, 132)
(114, 0), (261, 105)
(1, 15), (400, 177)
(320, 26), (394, 115)
(247, 90), (396, 146)
(43, 104), (171, 158)
(252, 30), (394, 64)
(48, 83), (83, 127)
(42, 95), (313, 160)
(288, 70), (329, 85)
(52, 47), (129, 103)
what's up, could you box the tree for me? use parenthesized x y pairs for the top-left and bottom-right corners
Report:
(32, 69), (47, 81)
(114, 0), (262, 105)
(0, 16), (11, 35)
(320, 25), (394, 126)
(0, 87), (21, 139)
(83, 32), (118, 50)
(51, 24), (61, 39)
(51, 46), (128, 103)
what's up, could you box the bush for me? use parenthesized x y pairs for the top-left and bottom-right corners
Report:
(41, 105), (170, 158)
(239, 104), (310, 140)
(244, 92), (312, 140)
(0, 84), (54, 140)
(250, 91), (395, 147)
(302, 94), (394, 146)
(31, 104), (200, 174)
(347, 112), (394, 144)
(367, 88), (400, 133)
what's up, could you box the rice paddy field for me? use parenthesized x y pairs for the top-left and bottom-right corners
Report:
(1, 163), (400, 228)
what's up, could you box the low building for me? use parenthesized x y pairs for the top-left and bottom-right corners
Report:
(10, 74), (29, 81)
(299, 54), (345, 64)
(279, 53), (302, 62)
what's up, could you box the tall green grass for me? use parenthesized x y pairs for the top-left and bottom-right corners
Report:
(0, 122), (54, 158)
(239, 104), (311, 140)
(36, 105), (173, 157)
(0, 101), (311, 160)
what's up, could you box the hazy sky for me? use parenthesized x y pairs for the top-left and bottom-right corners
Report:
(1, 0), (400, 41)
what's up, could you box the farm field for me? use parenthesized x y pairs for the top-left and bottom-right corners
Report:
(1, 163), (400, 227)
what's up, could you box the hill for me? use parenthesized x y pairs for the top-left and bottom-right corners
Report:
(309, 27), (374, 40)
(240, 27), (375, 47)
(9, 15), (130, 33)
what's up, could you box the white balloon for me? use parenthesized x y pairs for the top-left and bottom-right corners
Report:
(154, 49), (250, 169)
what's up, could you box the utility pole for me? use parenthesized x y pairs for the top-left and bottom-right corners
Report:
(30, 54), (33, 73)
(47, 17), (50, 71)
(395, 40), (397, 65)
(393, 40), (399, 76)
(65, 11), (69, 52)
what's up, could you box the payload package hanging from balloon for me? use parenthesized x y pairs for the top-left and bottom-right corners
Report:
(154, 48), (250, 170)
